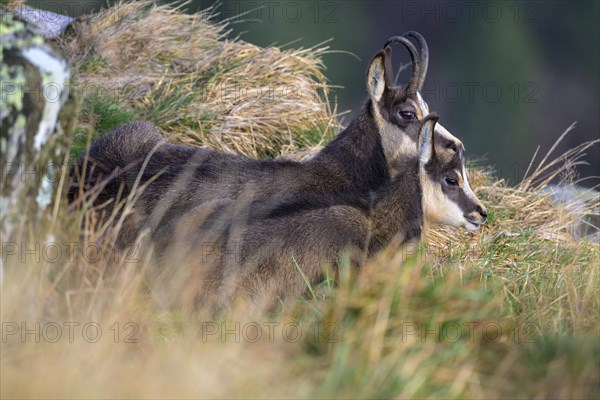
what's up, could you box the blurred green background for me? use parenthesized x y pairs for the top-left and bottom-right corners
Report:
(27, 0), (600, 185)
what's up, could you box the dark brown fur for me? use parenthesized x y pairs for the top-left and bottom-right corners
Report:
(169, 116), (440, 314)
(70, 46), (434, 248)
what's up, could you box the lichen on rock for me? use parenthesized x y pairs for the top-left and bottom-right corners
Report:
(1, 8), (75, 273)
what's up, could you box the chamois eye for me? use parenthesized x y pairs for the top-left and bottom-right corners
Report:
(399, 111), (417, 121)
(445, 178), (459, 187)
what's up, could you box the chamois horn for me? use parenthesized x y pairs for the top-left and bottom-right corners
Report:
(403, 31), (429, 91)
(383, 35), (420, 93)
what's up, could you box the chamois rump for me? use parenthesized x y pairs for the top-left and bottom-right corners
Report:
(173, 116), (487, 312)
(69, 32), (476, 247)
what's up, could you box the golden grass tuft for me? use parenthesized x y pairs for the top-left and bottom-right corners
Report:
(61, 0), (338, 157)
(2, 1), (599, 398)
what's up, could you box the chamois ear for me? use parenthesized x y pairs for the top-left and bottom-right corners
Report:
(367, 49), (388, 102)
(419, 114), (438, 165)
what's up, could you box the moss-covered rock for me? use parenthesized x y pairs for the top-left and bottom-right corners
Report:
(1, 8), (75, 254)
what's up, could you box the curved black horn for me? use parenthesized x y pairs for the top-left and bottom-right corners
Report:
(403, 31), (429, 91)
(383, 36), (421, 93)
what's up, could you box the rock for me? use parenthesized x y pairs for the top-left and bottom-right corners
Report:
(542, 184), (600, 243)
(10, 4), (75, 39)
(1, 7), (76, 284)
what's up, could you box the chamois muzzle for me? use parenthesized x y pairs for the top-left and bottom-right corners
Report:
(464, 204), (488, 230)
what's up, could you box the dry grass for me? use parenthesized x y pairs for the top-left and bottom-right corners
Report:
(2, 1), (599, 399)
(61, 0), (338, 158)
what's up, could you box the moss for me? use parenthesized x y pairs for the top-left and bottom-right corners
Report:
(0, 64), (25, 115)
(79, 56), (108, 74)
(70, 94), (138, 159)
(0, 13), (29, 119)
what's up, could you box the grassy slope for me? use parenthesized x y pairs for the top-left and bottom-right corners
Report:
(62, 1), (337, 161)
(2, 1), (599, 399)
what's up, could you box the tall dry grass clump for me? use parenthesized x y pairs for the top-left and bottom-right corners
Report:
(2, 1), (599, 398)
(61, 0), (338, 157)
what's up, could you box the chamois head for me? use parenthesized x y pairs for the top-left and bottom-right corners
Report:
(418, 116), (487, 231)
(367, 32), (463, 175)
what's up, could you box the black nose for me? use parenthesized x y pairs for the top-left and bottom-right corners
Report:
(476, 206), (487, 219)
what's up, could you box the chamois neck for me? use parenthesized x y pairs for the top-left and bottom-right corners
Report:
(316, 101), (379, 158)
(311, 100), (389, 190)
(369, 160), (423, 251)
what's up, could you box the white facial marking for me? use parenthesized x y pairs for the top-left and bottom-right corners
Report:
(416, 92), (429, 114)
(408, 93), (430, 120)
(420, 170), (466, 228)
(419, 157), (484, 231)
(372, 102), (418, 175)
(434, 123), (457, 143)
(461, 164), (479, 204)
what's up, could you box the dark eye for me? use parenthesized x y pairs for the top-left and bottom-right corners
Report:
(399, 111), (417, 121)
(445, 178), (459, 187)
(446, 142), (458, 152)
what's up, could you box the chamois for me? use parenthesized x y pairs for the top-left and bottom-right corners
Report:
(70, 32), (471, 248)
(172, 116), (487, 312)
(68, 122), (247, 207)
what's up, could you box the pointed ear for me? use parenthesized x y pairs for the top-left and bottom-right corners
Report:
(367, 49), (388, 102)
(419, 114), (438, 165)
